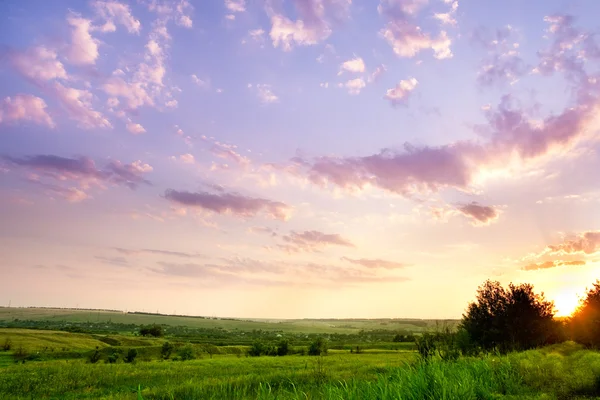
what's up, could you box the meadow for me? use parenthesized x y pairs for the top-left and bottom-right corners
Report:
(3, 307), (600, 399)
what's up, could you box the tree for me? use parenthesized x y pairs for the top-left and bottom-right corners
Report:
(202, 344), (220, 359)
(139, 324), (163, 337)
(178, 344), (195, 361)
(124, 348), (138, 363)
(570, 280), (600, 347)
(461, 280), (556, 352)
(248, 341), (264, 357)
(276, 339), (290, 356)
(161, 341), (174, 360)
(308, 337), (328, 356)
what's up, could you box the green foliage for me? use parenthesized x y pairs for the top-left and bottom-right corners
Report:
(308, 337), (328, 356)
(88, 346), (102, 364)
(124, 348), (138, 363)
(570, 280), (600, 348)
(160, 341), (174, 360)
(1, 337), (11, 351)
(461, 280), (557, 353)
(248, 341), (265, 357)
(177, 344), (195, 361)
(202, 344), (220, 358)
(139, 324), (163, 337)
(276, 339), (289, 356)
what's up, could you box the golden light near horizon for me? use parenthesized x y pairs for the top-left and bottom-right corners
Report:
(552, 291), (581, 317)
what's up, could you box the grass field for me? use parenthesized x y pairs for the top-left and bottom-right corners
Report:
(3, 308), (600, 399)
(2, 341), (600, 399)
(0, 307), (456, 334)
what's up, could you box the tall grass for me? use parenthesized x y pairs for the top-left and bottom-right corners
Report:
(3, 342), (600, 399)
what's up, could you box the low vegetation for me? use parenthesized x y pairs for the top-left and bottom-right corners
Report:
(3, 278), (600, 398)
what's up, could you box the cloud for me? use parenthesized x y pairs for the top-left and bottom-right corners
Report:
(0, 94), (55, 128)
(545, 231), (600, 255)
(344, 78), (366, 95)
(114, 247), (205, 259)
(102, 76), (154, 109)
(279, 230), (355, 253)
(178, 153), (195, 164)
(28, 180), (91, 202)
(368, 64), (387, 83)
(66, 13), (99, 65)
(267, 0), (351, 51)
(523, 259), (586, 271)
(164, 189), (292, 220)
(3, 154), (153, 190)
(191, 75), (210, 88)
(52, 82), (111, 129)
(341, 257), (408, 269)
(126, 121), (146, 134)
(340, 57), (366, 74)
(92, 0), (141, 34)
(202, 136), (251, 166)
(8, 46), (67, 82)
(456, 202), (500, 226)
(225, 0), (245, 13)
(378, 0), (453, 59)
(384, 78), (418, 106)
(473, 26), (526, 87)
(251, 84), (279, 104)
(95, 255), (129, 266)
(433, 0), (458, 26)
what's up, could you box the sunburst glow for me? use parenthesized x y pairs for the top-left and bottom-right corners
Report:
(553, 292), (581, 317)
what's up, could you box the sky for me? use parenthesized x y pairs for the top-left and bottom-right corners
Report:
(2, 0), (600, 319)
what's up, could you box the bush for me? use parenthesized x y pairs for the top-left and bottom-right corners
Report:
(88, 347), (102, 364)
(161, 341), (174, 360)
(308, 337), (328, 356)
(178, 344), (195, 361)
(248, 341), (265, 357)
(202, 344), (220, 359)
(107, 352), (119, 364)
(124, 348), (138, 363)
(2, 338), (12, 351)
(13, 345), (28, 363)
(139, 324), (163, 337)
(276, 339), (290, 356)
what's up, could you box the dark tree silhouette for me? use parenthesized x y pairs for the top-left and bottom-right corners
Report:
(570, 280), (600, 348)
(461, 280), (556, 352)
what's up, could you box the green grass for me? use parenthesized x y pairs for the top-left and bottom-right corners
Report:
(3, 341), (600, 399)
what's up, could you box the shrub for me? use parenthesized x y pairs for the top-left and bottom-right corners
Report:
(139, 324), (163, 337)
(88, 347), (102, 364)
(124, 348), (138, 363)
(308, 337), (328, 356)
(248, 341), (264, 357)
(178, 344), (195, 361)
(276, 339), (290, 356)
(161, 341), (174, 360)
(202, 344), (219, 359)
(2, 337), (12, 351)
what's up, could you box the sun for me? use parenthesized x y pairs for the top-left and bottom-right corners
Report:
(553, 291), (581, 317)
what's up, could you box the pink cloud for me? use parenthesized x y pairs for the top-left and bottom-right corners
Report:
(378, 0), (452, 59)
(102, 76), (154, 110)
(341, 257), (408, 269)
(0, 94), (55, 128)
(66, 13), (99, 65)
(546, 231), (600, 255)
(340, 57), (366, 74)
(384, 77), (418, 106)
(3, 154), (153, 191)
(8, 46), (67, 82)
(279, 230), (355, 253)
(456, 202), (500, 226)
(473, 26), (526, 87)
(343, 78), (366, 95)
(164, 189), (292, 220)
(92, 0), (141, 34)
(126, 121), (146, 134)
(267, 0), (350, 51)
(52, 83), (111, 129)
(523, 259), (586, 271)
(225, 0), (246, 13)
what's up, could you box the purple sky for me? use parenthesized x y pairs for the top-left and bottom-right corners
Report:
(2, 0), (600, 318)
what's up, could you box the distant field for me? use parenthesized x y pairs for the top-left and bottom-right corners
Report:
(0, 307), (458, 334)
